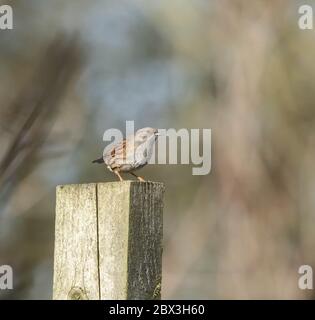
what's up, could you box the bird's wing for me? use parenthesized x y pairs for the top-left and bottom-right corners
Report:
(104, 139), (134, 168)
(110, 140), (127, 159)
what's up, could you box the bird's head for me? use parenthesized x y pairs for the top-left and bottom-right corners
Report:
(134, 127), (159, 144)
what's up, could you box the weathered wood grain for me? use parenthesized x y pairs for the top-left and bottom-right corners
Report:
(53, 183), (99, 300)
(97, 182), (130, 299)
(98, 181), (164, 299)
(127, 182), (164, 299)
(53, 181), (164, 300)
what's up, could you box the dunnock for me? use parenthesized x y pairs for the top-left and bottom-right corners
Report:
(93, 127), (159, 182)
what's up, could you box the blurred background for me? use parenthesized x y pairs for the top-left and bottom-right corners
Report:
(1, 0), (315, 299)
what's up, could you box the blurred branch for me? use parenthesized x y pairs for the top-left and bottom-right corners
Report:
(0, 35), (83, 208)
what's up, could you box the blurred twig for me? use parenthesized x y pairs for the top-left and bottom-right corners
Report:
(0, 35), (83, 208)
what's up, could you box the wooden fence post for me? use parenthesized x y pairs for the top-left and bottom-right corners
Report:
(53, 181), (164, 300)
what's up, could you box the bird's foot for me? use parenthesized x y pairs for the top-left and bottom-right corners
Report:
(129, 172), (145, 182)
(114, 171), (124, 182)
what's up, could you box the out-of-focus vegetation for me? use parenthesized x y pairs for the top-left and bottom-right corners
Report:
(1, 0), (315, 299)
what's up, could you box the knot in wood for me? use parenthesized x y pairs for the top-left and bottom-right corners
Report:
(68, 286), (88, 300)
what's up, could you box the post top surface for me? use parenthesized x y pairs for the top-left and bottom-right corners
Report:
(56, 181), (165, 189)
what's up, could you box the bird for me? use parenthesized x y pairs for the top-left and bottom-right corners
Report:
(92, 127), (159, 182)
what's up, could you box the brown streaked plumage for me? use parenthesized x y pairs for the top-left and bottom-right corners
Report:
(93, 127), (159, 182)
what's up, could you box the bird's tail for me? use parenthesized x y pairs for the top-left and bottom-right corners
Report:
(92, 157), (104, 164)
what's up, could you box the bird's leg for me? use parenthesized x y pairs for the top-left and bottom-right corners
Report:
(129, 172), (146, 182)
(114, 170), (124, 182)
